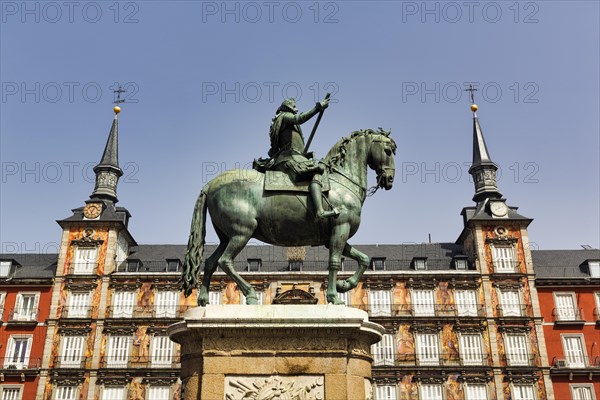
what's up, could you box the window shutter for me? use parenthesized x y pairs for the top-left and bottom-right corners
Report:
(465, 384), (488, 400)
(147, 386), (171, 400)
(14, 293), (23, 320)
(372, 334), (394, 366)
(101, 387), (125, 400)
(500, 290), (521, 317)
(563, 336), (586, 368)
(107, 336), (130, 368)
(68, 292), (90, 318)
(113, 292), (135, 318)
(1, 388), (22, 400)
(506, 334), (528, 366)
(4, 338), (15, 367)
(369, 290), (391, 317)
(412, 290), (435, 316)
(555, 294), (577, 320)
(151, 336), (173, 367)
(417, 333), (439, 366)
(24, 337), (33, 367)
(492, 246), (516, 272)
(572, 386), (593, 400)
(420, 384), (443, 400)
(512, 385), (535, 400)
(456, 290), (478, 316)
(208, 291), (221, 305)
(460, 334), (483, 365)
(375, 385), (396, 400)
(56, 386), (77, 400)
(156, 291), (178, 318)
(61, 336), (84, 367)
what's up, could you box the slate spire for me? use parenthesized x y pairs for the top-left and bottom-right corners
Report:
(90, 106), (124, 203)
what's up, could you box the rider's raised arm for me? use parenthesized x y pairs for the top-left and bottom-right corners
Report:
(283, 100), (329, 125)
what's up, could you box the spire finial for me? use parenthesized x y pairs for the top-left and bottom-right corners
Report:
(112, 85), (126, 115)
(465, 84), (478, 113)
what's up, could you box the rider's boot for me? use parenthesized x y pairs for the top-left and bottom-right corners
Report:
(310, 180), (340, 220)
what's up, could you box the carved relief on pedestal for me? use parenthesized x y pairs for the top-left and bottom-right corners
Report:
(225, 375), (324, 400)
(365, 379), (373, 400)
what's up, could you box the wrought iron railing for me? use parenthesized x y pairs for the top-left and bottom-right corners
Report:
(492, 261), (521, 274)
(60, 306), (97, 319)
(7, 308), (39, 322)
(106, 305), (192, 319)
(552, 307), (585, 322)
(362, 303), (485, 318)
(0, 357), (41, 370)
(502, 354), (538, 367)
(100, 356), (180, 369)
(496, 304), (532, 318)
(371, 353), (489, 367)
(53, 356), (89, 369)
(66, 262), (98, 275)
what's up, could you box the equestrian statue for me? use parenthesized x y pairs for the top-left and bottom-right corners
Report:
(181, 96), (396, 305)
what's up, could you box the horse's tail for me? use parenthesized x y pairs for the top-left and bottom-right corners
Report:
(181, 187), (208, 297)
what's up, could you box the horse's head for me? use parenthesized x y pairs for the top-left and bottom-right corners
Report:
(367, 128), (396, 190)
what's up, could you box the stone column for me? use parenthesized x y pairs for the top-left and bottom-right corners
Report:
(168, 305), (383, 400)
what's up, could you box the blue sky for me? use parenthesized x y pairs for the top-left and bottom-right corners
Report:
(1, 1), (598, 253)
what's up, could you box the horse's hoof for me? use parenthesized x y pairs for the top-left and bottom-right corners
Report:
(336, 280), (352, 293)
(327, 296), (345, 305)
(245, 295), (259, 305)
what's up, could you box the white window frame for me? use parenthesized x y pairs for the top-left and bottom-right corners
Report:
(455, 289), (478, 317)
(112, 291), (136, 318)
(596, 293), (600, 321)
(3, 335), (33, 369)
(460, 333), (484, 365)
(67, 291), (91, 318)
(571, 384), (596, 400)
(371, 333), (395, 366)
(150, 336), (174, 368)
(0, 261), (11, 277)
(13, 292), (40, 321)
(554, 292), (578, 321)
(562, 334), (588, 368)
(0, 292), (6, 320)
(55, 385), (78, 400)
(511, 384), (535, 400)
(491, 244), (517, 272)
(498, 289), (522, 317)
(146, 386), (171, 400)
(0, 386), (23, 400)
(240, 291), (265, 305)
(101, 386), (125, 400)
(115, 234), (128, 265)
(369, 290), (391, 317)
(374, 384), (397, 400)
(208, 290), (221, 305)
(59, 335), (85, 368)
(589, 261), (600, 278)
(155, 290), (179, 318)
(416, 332), (439, 366)
(105, 336), (131, 368)
(464, 383), (488, 400)
(337, 291), (351, 306)
(412, 289), (435, 316)
(504, 333), (529, 366)
(73, 246), (99, 275)
(419, 383), (443, 400)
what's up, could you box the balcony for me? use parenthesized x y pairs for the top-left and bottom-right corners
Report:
(492, 261), (522, 274)
(0, 357), (41, 370)
(496, 304), (532, 319)
(552, 308), (585, 324)
(371, 353), (490, 368)
(100, 356), (180, 369)
(7, 308), (39, 326)
(364, 304), (485, 318)
(66, 262), (98, 275)
(53, 356), (89, 369)
(594, 308), (600, 325)
(106, 305), (191, 319)
(502, 354), (538, 367)
(60, 306), (97, 319)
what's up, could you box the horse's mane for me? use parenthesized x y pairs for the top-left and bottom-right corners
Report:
(325, 128), (396, 168)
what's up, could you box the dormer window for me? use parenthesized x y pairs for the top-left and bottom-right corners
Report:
(126, 259), (141, 272)
(412, 257), (427, 271)
(371, 257), (386, 271)
(589, 260), (600, 278)
(166, 259), (181, 273)
(0, 261), (12, 277)
(247, 259), (261, 272)
(453, 256), (469, 270)
(289, 260), (302, 271)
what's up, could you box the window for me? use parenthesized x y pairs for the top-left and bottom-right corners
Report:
(454, 257), (468, 270)
(465, 384), (488, 400)
(456, 290), (478, 317)
(499, 289), (521, 317)
(73, 247), (98, 274)
(166, 259), (181, 273)
(511, 385), (535, 400)
(155, 291), (179, 318)
(13, 292), (39, 321)
(371, 258), (385, 271)
(289, 260), (302, 271)
(60, 336), (85, 367)
(375, 385), (396, 400)
(562, 335), (587, 368)
(0, 387), (22, 400)
(55, 386), (77, 400)
(151, 336), (173, 368)
(247, 259), (261, 272)
(106, 336), (130, 368)
(596, 293), (600, 321)
(492, 245), (517, 272)
(101, 387), (125, 400)
(460, 334), (484, 365)
(589, 261), (600, 278)
(371, 334), (394, 366)
(112, 291), (135, 318)
(4, 336), (32, 369)
(209, 291), (221, 305)
(115, 234), (128, 265)
(369, 290), (391, 316)
(0, 261), (11, 277)
(338, 291), (351, 306)
(126, 260), (141, 272)
(147, 386), (170, 400)
(554, 293), (578, 321)
(416, 333), (439, 366)
(505, 334), (529, 366)
(420, 384), (443, 400)
(67, 291), (90, 318)
(412, 257), (427, 271)
(241, 291), (264, 305)
(0, 292), (6, 320)
(571, 385), (596, 400)
(412, 289), (435, 316)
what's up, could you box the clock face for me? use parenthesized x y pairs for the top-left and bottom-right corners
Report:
(490, 201), (508, 217)
(83, 203), (102, 219)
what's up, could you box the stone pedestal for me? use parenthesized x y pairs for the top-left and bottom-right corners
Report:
(168, 305), (384, 400)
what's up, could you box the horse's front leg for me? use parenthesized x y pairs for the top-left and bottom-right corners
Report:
(337, 243), (370, 293)
(327, 223), (350, 304)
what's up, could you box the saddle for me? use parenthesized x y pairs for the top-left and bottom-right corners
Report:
(264, 170), (330, 193)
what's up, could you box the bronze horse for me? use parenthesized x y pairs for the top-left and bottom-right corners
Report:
(182, 128), (396, 305)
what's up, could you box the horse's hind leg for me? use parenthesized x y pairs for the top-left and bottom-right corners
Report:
(218, 234), (259, 305)
(336, 244), (370, 294)
(198, 230), (228, 306)
(326, 223), (351, 305)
